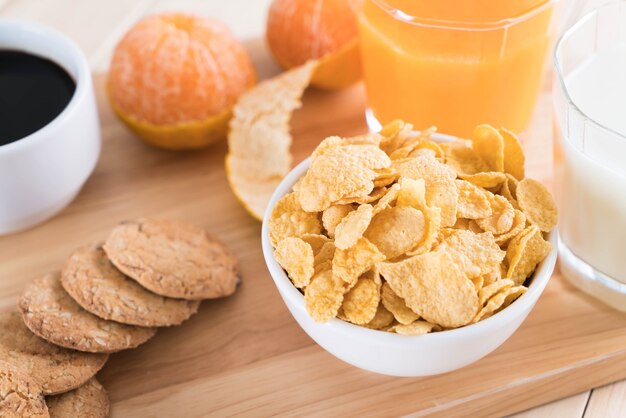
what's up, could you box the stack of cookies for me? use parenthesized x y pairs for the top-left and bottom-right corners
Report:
(1, 218), (239, 418)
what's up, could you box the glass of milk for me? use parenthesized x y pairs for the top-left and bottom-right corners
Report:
(553, 0), (626, 311)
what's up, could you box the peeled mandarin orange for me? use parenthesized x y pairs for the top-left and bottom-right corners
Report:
(266, 0), (361, 90)
(108, 13), (256, 150)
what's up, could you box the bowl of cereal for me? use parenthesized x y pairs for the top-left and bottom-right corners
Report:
(261, 122), (557, 376)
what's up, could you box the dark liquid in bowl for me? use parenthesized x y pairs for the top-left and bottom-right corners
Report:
(0, 50), (76, 145)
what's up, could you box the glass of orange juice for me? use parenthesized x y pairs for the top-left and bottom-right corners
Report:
(358, 0), (560, 137)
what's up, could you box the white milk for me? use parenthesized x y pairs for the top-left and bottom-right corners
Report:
(556, 47), (626, 283)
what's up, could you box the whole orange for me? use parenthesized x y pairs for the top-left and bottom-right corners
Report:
(266, 0), (361, 90)
(108, 13), (256, 150)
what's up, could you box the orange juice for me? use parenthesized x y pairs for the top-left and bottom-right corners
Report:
(358, 0), (557, 137)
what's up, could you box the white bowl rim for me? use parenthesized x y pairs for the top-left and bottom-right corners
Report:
(0, 19), (91, 155)
(261, 132), (558, 345)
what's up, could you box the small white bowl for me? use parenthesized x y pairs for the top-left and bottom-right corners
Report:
(261, 134), (557, 377)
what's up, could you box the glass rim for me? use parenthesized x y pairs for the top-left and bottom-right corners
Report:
(368, 0), (558, 31)
(553, 0), (626, 142)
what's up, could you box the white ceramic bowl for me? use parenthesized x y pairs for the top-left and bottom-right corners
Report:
(261, 134), (557, 377)
(0, 20), (101, 234)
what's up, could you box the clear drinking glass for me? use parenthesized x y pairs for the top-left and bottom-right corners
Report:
(358, 0), (560, 137)
(553, 0), (626, 311)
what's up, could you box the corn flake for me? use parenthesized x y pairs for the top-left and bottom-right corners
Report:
(322, 204), (355, 238)
(516, 178), (558, 232)
(499, 173), (520, 207)
(335, 186), (388, 205)
(475, 283), (527, 322)
(333, 237), (385, 286)
(406, 207), (442, 256)
(341, 274), (381, 324)
(363, 304), (395, 330)
(300, 233), (331, 254)
(373, 183), (401, 214)
(478, 279), (514, 306)
(312, 134), (382, 157)
(455, 179), (492, 219)
(410, 139), (444, 159)
(494, 210), (527, 246)
(441, 229), (505, 279)
(501, 285), (528, 309)
(459, 172), (507, 189)
(442, 140), (489, 176)
(476, 193), (515, 235)
(389, 128), (438, 160)
(482, 264), (505, 287)
(472, 290), (508, 323)
(380, 120), (414, 155)
(394, 153), (457, 226)
(312, 241), (335, 273)
(378, 251), (478, 328)
(274, 237), (315, 288)
(305, 269), (345, 322)
(468, 220), (484, 234)
(391, 320), (439, 336)
(381, 282), (419, 325)
(506, 225), (553, 285)
(397, 177), (427, 209)
(334, 204), (374, 250)
(500, 128), (525, 180)
(268, 192), (322, 247)
(453, 218), (471, 230)
(471, 276), (484, 292)
(297, 143), (391, 212)
(373, 170), (398, 188)
(365, 206), (426, 259)
(472, 124), (504, 172)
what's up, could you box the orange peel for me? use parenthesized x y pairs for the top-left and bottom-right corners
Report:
(226, 61), (318, 220)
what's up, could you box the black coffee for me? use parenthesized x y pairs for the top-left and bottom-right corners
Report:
(0, 50), (76, 146)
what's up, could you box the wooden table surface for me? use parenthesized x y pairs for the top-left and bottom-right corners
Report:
(1, 1), (625, 417)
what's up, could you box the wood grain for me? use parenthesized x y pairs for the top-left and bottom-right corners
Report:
(509, 392), (590, 418)
(0, 72), (625, 417)
(584, 380), (626, 417)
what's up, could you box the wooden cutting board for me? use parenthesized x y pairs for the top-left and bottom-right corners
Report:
(1, 74), (626, 418)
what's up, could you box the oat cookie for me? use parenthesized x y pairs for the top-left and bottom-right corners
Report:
(47, 378), (109, 418)
(103, 219), (239, 300)
(0, 312), (108, 395)
(18, 273), (157, 353)
(0, 360), (49, 417)
(62, 243), (200, 327)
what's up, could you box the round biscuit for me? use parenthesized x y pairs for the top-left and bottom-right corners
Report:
(0, 360), (49, 417)
(47, 378), (109, 418)
(18, 273), (157, 354)
(62, 243), (200, 327)
(0, 311), (108, 395)
(103, 219), (239, 300)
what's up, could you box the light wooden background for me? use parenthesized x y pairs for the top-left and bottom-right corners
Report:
(0, 0), (624, 416)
